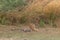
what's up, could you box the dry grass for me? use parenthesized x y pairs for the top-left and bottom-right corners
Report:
(43, 0), (60, 16)
(0, 0), (60, 27)
(19, 0), (60, 26)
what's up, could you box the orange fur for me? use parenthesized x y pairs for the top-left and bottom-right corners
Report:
(29, 23), (39, 32)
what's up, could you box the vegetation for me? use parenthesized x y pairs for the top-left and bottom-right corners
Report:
(0, 0), (60, 27)
(0, 0), (26, 12)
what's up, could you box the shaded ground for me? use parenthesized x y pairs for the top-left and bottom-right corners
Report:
(0, 24), (60, 40)
(0, 19), (60, 40)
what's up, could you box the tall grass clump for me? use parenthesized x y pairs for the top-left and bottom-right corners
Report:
(19, 0), (60, 27)
(0, 0), (26, 12)
(0, 0), (27, 25)
(0, 0), (60, 27)
(0, 13), (7, 25)
(43, 0), (60, 27)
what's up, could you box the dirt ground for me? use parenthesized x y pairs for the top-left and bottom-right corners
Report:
(0, 19), (60, 40)
(0, 24), (60, 40)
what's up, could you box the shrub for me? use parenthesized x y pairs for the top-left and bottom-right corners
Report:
(0, 0), (26, 12)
